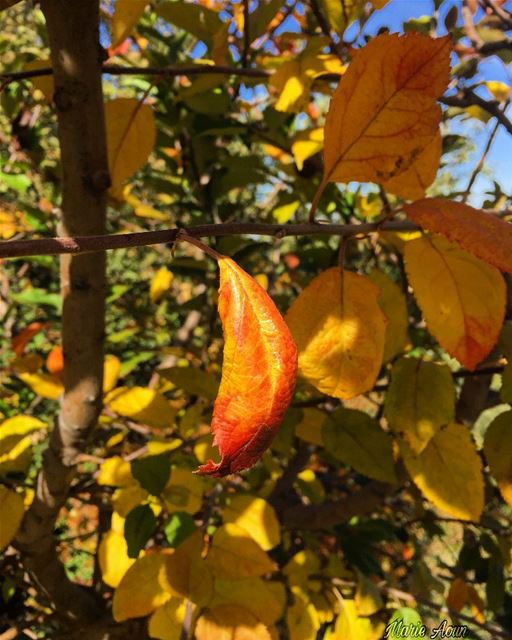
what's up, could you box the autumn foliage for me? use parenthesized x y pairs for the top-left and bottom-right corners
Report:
(1, 1), (512, 639)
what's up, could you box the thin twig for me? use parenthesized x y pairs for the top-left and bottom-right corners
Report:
(462, 111), (503, 201)
(441, 91), (512, 136)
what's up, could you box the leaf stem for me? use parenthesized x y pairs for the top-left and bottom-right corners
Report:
(308, 179), (328, 223)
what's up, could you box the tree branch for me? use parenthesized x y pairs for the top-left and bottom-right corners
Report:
(14, 0), (109, 622)
(441, 91), (512, 136)
(0, 220), (420, 260)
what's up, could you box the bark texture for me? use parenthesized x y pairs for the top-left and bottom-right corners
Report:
(15, 0), (109, 622)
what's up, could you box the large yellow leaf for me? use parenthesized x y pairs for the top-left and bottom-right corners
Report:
(165, 530), (214, 606)
(211, 578), (286, 627)
(222, 495), (280, 551)
(404, 234), (506, 370)
(404, 198), (512, 275)
(195, 605), (272, 640)
(148, 598), (188, 640)
(400, 423), (484, 521)
(382, 131), (441, 200)
(113, 552), (172, 621)
(322, 408), (397, 483)
(319, 0), (366, 33)
(150, 267), (174, 303)
(286, 589), (320, 640)
(368, 269), (409, 362)
(206, 524), (275, 580)
(0, 416), (46, 441)
(286, 269), (386, 399)
(105, 98), (156, 196)
(291, 128), (324, 171)
(106, 386), (176, 430)
(384, 357), (455, 454)
(111, 0), (148, 48)
(162, 467), (204, 515)
(17, 372), (63, 400)
(483, 410), (512, 507)
(318, 33), (450, 204)
(333, 599), (371, 639)
(0, 486), (25, 550)
(98, 529), (137, 588)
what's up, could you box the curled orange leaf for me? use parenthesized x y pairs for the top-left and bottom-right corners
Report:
(196, 257), (297, 477)
(405, 198), (512, 274)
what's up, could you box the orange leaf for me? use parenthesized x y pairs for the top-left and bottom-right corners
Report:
(318, 33), (450, 204)
(405, 198), (512, 274)
(286, 269), (387, 399)
(404, 234), (506, 370)
(196, 257), (297, 477)
(11, 322), (47, 357)
(46, 346), (64, 375)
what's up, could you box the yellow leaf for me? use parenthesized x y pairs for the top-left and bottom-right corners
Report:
(150, 267), (174, 303)
(196, 605), (272, 640)
(159, 366), (219, 400)
(222, 494), (280, 551)
(400, 423), (484, 521)
(17, 372), (63, 400)
(0, 435), (33, 475)
(211, 578), (286, 626)
(0, 416), (46, 441)
(156, 1), (222, 46)
(333, 599), (371, 639)
(99, 529), (137, 588)
(272, 199), (301, 224)
(486, 80), (511, 103)
(384, 358), (455, 454)
(291, 128), (324, 171)
(162, 467), (204, 515)
(113, 552), (172, 621)
(148, 598), (188, 640)
(368, 269), (409, 362)
(112, 484), (149, 517)
(295, 408), (325, 446)
(165, 530), (214, 606)
(283, 550), (321, 588)
(105, 98), (156, 196)
(0, 486), (25, 550)
(483, 410), (512, 507)
(106, 386), (176, 430)
(319, 33), (450, 202)
(103, 354), (121, 393)
(206, 524), (276, 580)
(382, 131), (441, 200)
(320, 0), (365, 33)
(286, 589), (320, 640)
(404, 234), (506, 370)
(97, 456), (133, 487)
(111, 0), (148, 48)
(323, 408), (397, 483)
(355, 573), (383, 616)
(286, 269), (387, 399)
(24, 59), (54, 100)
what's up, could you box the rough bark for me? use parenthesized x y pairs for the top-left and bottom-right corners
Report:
(15, 0), (109, 622)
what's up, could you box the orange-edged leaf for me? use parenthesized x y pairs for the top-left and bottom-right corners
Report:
(404, 234), (506, 370)
(286, 269), (386, 399)
(321, 33), (450, 198)
(404, 198), (512, 275)
(196, 257), (297, 477)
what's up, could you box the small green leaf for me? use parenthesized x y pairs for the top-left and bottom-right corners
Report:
(124, 504), (157, 559)
(131, 454), (171, 496)
(386, 607), (425, 640)
(164, 512), (196, 547)
(10, 288), (61, 311)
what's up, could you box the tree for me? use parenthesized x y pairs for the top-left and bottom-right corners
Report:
(0, 0), (511, 638)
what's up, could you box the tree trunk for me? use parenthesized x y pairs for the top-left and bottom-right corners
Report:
(15, 0), (109, 622)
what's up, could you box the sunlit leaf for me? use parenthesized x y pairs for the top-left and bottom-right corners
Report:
(195, 605), (272, 640)
(148, 598), (188, 640)
(400, 423), (484, 521)
(286, 589), (320, 640)
(196, 257), (297, 476)
(384, 357), (455, 454)
(98, 528), (137, 588)
(165, 530), (214, 606)
(17, 372), (64, 400)
(286, 269), (386, 399)
(106, 386), (176, 430)
(333, 599), (371, 639)
(0, 416), (46, 441)
(222, 494), (280, 550)
(291, 127), (324, 171)
(405, 198), (512, 275)
(159, 366), (219, 400)
(150, 267), (174, 303)
(404, 234), (506, 370)
(156, 0), (222, 46)
(162, 467), (204, 515)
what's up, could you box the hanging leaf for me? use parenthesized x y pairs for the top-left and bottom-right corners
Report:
(404, 234), (506, 370)
(0, 486), (25, 551)
(105, 98), (156, 197)
(384, 357), (455, 454)
(483, 410), (512, 508)
(323, 408), (397, 483)
(404, 198), (512, 275)
(400, 423), (484, 521)
(286, 269), (386, 399)
(111, 0), (149, 48)
(368, 269), (409, 362)
(196, 257), (297, 477)
(319, 33), (450, 202)
(291, 127), (324, 171)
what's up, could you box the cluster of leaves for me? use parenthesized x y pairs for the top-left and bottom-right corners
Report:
(1, 0), (512, 639)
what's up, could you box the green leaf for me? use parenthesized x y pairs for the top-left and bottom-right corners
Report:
(384, 357), (455, 454)
(386, 608), (424, 640)
(124, 504), (157, 559)
(158, 366), (219, 400)
(155, 1), (221, 46)
(131, 454), (171, 496)
(10, 288), (61, 311)
(323, 408), (397, 484)
(0, 171), (31, 194)
(164, 512), (196, 547)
